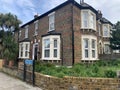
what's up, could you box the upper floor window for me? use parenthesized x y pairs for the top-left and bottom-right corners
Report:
(81, 10), (96, 30)
(25, 25), (29, 38)
(34, 20), (38, 35)
(103, 24), (109, 37)
(48, 12), (55, 31)
(98, 24), (101, 36)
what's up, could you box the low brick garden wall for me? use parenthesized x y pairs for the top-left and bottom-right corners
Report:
(1, 67), (120, 90)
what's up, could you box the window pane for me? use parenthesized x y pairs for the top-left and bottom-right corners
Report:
(92, 50), (95, 58)
(84, 39), (88, 48)
(92, 39), (95, 49)
(103, 25), (108, 36)
(83, 11), (88, 27)
(98, 24), (101, 36)
(85, 50), (88, 58)
(49, 14), (55, 31)
(54, 49), (57, 57)
(25, 51), (28, 57)
(104, 44), (110, 54)
(45, 50), (50, 57)
(54, 39), (57, 48)
(90, 13), (94, 28)
(25, 44), (28, 50)
(25, 26), (28, 38)
(44, 39), (50, 48)
(50, 23), (54, 30)
(21, 52), (23, 57)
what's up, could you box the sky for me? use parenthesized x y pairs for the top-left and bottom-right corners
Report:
(0, 0), (120, 25)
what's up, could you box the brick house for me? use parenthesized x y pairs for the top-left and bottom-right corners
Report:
(15, 0), (113, 66)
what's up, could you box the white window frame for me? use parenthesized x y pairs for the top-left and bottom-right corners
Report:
(25, 25), (29, 38)
(98, 24), (101, 36)
(34, 20), (38, 35)
(19, 42), (30, 59)
(82, 35), (98, 60)
(48, 12), (55, 31)
(81, 10), (96, 30)
(104, 42), (111, 54)
(103, 24), (111, 37)
(42, 35), (60, 60)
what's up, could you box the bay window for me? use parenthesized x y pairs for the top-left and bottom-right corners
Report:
(19, 42), (30, 59)
(82, 35), (98, 60)
(42, 35), (60, 60)
(44, 39), (50, 58)
(81, 10), (96, 30)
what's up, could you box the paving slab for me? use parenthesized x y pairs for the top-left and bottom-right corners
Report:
(0, 72), (42, 90)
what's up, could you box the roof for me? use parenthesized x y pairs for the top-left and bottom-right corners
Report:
(21, 0), (98, 28)
(100, 17), (113, 25)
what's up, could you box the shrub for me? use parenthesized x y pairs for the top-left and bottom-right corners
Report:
(104, 70), (116, 78)
(54, 72), (65, 78)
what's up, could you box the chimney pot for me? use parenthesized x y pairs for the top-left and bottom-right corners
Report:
(34, 14), (39, 18)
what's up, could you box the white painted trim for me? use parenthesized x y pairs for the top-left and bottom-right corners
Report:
(19, 42), (30, 59)
(81, 35), (98, 60)
(103, 41), (111, 54)
(41, 35), (61, 60)
(81, 10), (96, 30)
(48, 12), (55, 31)
(25, 25), (29, 38)
(102, 24), (111, 37)
(48, 12), (55, 16)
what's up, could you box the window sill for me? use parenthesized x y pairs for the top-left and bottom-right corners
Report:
(41, 58), (61, 60)
(81, 58), (99, 61)
(18, 57), (29, 59)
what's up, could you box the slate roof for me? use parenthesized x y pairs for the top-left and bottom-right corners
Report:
(100, 17), (113, 25)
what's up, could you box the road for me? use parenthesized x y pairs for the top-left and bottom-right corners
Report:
(0, 72), (42, 90)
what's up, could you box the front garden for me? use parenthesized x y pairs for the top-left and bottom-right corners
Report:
(35, 59), (120, 78)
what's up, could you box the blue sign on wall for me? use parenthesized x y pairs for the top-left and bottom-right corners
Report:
(25, 60), (33, 65)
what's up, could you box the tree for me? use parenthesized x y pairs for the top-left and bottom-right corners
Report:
(110, 21), (120, 50)
(0, 13), (21, 31)
(0, 13), (21, 65)
(3, 33), (18, 61)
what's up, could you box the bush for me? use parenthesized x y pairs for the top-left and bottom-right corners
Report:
(104, 70), (116, 78)
(54, 72), (65, 78)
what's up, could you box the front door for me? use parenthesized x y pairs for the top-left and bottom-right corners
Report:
(33, 43), (38, 60)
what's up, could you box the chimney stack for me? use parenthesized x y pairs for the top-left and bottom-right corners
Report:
(97, 10), (102, 19)
(34, 13), (39, 18)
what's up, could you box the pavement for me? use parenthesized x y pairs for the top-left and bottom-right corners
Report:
(0, 72), (42, 90)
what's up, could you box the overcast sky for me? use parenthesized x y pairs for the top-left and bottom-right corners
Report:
(0, 0), (119, 25)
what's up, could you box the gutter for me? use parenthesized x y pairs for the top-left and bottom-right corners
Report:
(71, 3), (75, 65)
